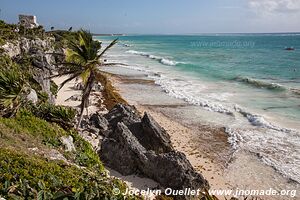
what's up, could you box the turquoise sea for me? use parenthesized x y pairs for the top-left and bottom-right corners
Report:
(95, 34), (300, 183)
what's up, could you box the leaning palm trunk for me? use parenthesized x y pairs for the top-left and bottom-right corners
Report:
(76, 72), (95, 129)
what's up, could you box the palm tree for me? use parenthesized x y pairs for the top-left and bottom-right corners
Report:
(52, 30), (118, 129)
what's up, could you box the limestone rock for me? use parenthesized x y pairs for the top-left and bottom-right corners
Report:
(60, 136), (75, 152)
(100, 104), (209, 199)
(140, 112), (173, 153)
(89, 113), (109, 131)
(26, 89), (38, 104)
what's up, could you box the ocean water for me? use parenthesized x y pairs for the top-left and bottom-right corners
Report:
(95, 34), (300, 183)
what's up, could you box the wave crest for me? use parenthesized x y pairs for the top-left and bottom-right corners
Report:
(234, 76), (286, 91)
(126, 50), (182, 66)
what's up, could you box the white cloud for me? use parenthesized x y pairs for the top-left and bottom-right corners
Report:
(248, 0), (300, 14)
(246, 0), (300, 32)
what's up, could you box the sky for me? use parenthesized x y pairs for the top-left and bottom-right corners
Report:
(1, 0), (300, 34)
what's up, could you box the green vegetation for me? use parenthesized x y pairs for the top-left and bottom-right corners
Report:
(0, 20), (19, 43)
(0, 65), (30, 117)
(0, 110), (67, 147)
(0, 110), (139, 199)
(29, 103), (76, 129)
(0, 20), (46, 44)
(50, 30), (78, 50)
(0, 148), (133, 200)
(50, 80), (59, 96)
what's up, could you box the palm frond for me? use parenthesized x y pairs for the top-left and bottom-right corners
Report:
(58, 71), (83, 91)
(97, 39), (118, 58)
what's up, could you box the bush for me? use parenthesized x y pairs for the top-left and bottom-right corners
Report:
(29, 103), (76, 129)
(0, 66), (30, 117)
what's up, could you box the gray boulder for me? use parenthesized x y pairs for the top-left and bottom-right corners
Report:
(90, 113), (109, 131)
(100, 121), (209, 200)
(140, 112), (173, 153)
(104, 103), (141, 128)
(104, 104), (142, 137)
(101, 123), (147, 175)
(105, 104), (173, 153)
(144, 151), (208, 192)
(26, 89), (38, 104)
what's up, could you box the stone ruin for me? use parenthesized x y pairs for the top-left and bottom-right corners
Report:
(19, 15), (39, 28)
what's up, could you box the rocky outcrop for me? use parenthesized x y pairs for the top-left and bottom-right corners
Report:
(60, 135), (75, 152)
(104, 104), (173, 153)
(2, 37), (57, 104)
(100, 104), (209, 199)
(90, 113), (109, 131)
(101, 123), (146, 175)
(141, 112), (173, 153)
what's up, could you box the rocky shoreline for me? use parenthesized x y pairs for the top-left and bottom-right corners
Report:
(54, 74), (211, 199)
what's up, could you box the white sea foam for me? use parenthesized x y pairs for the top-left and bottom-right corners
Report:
(228, 127), (300, 183)
(148, 74), (234, 114)
(234, 105), (296, 134)
(126, 50), (182, 66)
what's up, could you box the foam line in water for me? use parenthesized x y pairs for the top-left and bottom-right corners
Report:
(126, 50), (183, 66)
(233, 76), (286, 91)
(234, 105), (297, 134)
(148, 74), (234, 115)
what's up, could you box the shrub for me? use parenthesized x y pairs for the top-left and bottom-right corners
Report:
(0, 66), (30, 117)
(29, 103), (76, 129)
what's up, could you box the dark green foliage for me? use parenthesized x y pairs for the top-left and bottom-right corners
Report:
(0, 110), (102, 170)
(28, 103), (76, 129)
(0, 66), (30, 117)
(49, 30), (78, 50)
(69, 130), (104, 170)
(0, 55), (14, 68)
(0, 20), (46, 44)
(0, 20), (19, 42)
(50, 80), (59, 96)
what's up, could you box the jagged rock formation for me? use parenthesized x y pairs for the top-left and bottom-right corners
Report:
(99, 104), (209, 200)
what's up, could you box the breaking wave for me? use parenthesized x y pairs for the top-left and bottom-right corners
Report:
(126, 50), (183, 66)
(233, 76), (286, 91)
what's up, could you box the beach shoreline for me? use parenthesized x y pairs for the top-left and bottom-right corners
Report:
(52, 64), (299, 200)
(103, 67), (300, 199)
